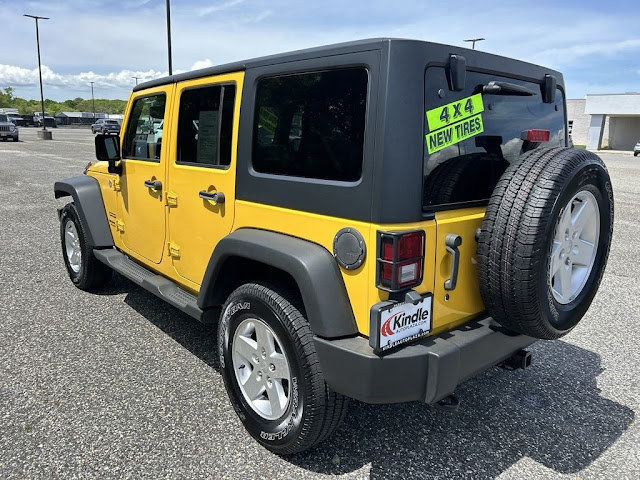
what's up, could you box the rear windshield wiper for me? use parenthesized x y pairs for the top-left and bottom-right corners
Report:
(480, 81), (536, 96)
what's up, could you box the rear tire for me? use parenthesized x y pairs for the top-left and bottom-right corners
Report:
(477, 147), (613, 339)
(218, 283), (348, 454)
(59, 203), (112, 291)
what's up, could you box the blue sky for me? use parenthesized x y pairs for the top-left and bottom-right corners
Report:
(1, 0), (638, 101)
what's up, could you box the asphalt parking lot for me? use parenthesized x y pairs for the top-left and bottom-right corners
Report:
(1, 127), (638, 479)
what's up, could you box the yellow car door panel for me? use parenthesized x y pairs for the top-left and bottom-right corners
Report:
(167, 73), (243, 284)
(117, 86), (173, 264)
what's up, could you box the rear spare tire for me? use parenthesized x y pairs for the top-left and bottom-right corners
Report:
(477, 147), (613, 339)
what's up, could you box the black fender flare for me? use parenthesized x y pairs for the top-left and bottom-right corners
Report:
(198, 228), (358, 339)
(54, 175), (114, 248)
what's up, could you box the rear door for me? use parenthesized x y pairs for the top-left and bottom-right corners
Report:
(423, 67), (567, 330)
(166, 72), (243, 285)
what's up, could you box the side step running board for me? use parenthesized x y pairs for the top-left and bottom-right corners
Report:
(94, 248), (203, 320)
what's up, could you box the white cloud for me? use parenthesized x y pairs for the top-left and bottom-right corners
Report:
(533, 38), (640, 66)
(196, 0), (246, 17)
(190, 59), (214, 70)
(0, 64), (165, 91)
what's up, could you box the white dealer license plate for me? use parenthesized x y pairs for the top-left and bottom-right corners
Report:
(373, 294), (433, 353)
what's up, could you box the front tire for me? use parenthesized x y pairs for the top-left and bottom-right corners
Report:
(218, 283), (347, 454)
(477, 147), (613, 339)
(59, 203), (112, 291)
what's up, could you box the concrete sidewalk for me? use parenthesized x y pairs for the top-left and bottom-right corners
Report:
(595, 149), (635, 156)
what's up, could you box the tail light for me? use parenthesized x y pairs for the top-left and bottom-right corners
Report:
(376, 230), (425, 292)
(521, 129), (550, 142)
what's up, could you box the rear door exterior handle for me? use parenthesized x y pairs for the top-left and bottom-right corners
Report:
(199, 190), (225, 204)
(144, 180), (162, 190)
(444, 234), (462, 291)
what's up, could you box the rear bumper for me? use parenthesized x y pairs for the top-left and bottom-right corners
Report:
(314, 317), (535, 404)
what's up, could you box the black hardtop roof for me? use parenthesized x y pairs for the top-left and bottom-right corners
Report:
(133, 37), (563, 92)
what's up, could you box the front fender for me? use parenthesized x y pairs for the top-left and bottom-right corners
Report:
(54, 175), (113, 248)
(199, 229), (358, 339)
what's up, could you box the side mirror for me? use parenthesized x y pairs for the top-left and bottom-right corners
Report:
(95, 134), (122, 174)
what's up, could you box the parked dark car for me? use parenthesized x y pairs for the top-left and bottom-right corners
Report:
(34, 112), (57, 128)
(634, 139), (640, 156)
(91, 119), (121, 134)
(8, 115), (24, 126)
(20, 114), (36, 126)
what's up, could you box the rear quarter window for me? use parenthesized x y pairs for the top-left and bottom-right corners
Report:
(423, 68), (566, 210)
(252, 68), (368, 182)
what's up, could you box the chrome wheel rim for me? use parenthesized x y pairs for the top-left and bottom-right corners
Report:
(549, 190), (600, 304)
(64, 220), (82, 273)
(232, 318), (291, 420)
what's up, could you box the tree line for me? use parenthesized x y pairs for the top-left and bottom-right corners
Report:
(0, 87), (126, 115)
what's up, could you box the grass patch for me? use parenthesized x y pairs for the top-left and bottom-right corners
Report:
(573, 144), (586, 149)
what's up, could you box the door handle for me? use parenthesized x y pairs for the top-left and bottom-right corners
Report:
(444, 234), (462, 291)
(144, 180), (162, 190)
(199, 190), (225, 204)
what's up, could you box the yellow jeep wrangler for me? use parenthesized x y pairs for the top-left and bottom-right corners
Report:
(55, 39), (613, 454)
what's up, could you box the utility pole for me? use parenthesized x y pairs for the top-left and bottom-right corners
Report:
(131, 76), (140, 85)
(90, 81), (95, 119)
(166, 0), (173, 75)
(463, 38), (485, 50)
(24, 14), (51, 140)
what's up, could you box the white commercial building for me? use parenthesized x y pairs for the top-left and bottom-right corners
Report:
(567, 93), (640, 151)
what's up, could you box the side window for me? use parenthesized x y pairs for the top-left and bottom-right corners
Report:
(252, 68), (368, 182)
(122, 94), (166, 160)
(176, 84), (236, 167)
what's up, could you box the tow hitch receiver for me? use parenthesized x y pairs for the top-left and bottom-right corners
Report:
(500, 349), (532, 371)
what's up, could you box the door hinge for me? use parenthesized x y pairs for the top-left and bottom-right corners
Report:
(112, 178), (121, 192)
(166, 191), (178, 207)
(116, 219), (125, 233)
(167, 241), (180, 258)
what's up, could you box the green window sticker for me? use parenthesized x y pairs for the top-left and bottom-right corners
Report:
(426, 93), (484, 131)
(425, 93), (485, 154)
(426, 114), (484, 154)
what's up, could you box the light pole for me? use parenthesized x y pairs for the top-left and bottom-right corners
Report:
(90, 81), (95, 119)
(131, 76), (140, 85)
(463, 38), (485, 50)
(166, 0), (173, 75)
(24, 13), (51, 140)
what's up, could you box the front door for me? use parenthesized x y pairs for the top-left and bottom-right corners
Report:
(166, 73), (243, 285)
(117, 86), (173, 264)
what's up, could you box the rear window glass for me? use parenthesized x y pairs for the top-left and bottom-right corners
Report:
(252, 68), (368, 182)
(423, 68), (566, 209)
